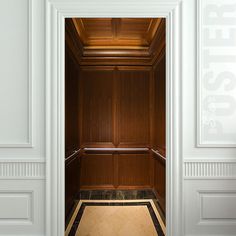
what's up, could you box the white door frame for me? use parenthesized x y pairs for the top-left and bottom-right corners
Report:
(45, 0), (183, 235)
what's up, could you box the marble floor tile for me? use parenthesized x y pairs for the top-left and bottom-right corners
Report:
(65, 200), (165, 236)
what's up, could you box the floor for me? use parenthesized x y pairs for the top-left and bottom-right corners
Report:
(66, 200), (165, 236)
(77, 189), (165, 223)
(66, 190), (165, 236)
(79, 189), (157, 200)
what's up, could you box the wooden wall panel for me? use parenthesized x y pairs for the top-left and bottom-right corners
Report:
(79, 152), (152, 189)
(65, 44), (80, 157)
(79, 66), (151, 148)
(117, 68), (151, 147)
(65, 43), (81, 221)
(153, 154), (166, 212)
(80, 67), (115, 147)
(80, 154), (114, 188)
(153, 55), (166, 155)
(65, 154), (81, 218)
(118, 153), (151, 187)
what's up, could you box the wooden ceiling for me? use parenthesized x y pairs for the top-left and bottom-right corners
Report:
(65, 18), (166, 65)
(72, 18), (162, 48)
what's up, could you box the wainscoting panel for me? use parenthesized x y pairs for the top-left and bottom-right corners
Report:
(0, 161), (45, 233)
(80, 152), (152, 189)
(65, 154), (80, 217)
(153, 153), (165, 211)
(80, 154), (114, 189)
(0, 192), (32, 222)
(0, 180), (45, 235)
(200, 191), (236, 220)
(184, 179), (236, 236)
(118, 153), (151, 188)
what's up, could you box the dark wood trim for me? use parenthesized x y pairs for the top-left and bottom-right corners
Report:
(72, 18), (87, 44)
(65, 43), (80, 70)
(82, 48), (150, 57)
(80, 185), (153, 190)
(113, 153), (119, 188)
(79, 57), (153, 66)
(149, 153), (155, 188)
(83, 147), (149, 151)
(80, 143), (116, 149)
(116, 65), (152, 71)
(153, 188), (166, 214)
(83, 147), (150, 154)
(78, 66), (83, 147)
(65, 18), (83, 64)
(113, 67), (119, 146)
(150, 67), (155, 148)
(116, 143), (151, 148)
(152, 46), (166, 69)
(79, 65), (116, 70)
(65, 153), (81, 219)
(149, 19), (166, 62)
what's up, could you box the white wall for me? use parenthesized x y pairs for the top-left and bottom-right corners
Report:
(0, 0), (46, 235)
(183, 0), (236, 235)
(0, 0), (235, 235)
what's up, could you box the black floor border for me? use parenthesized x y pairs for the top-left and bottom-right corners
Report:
(68, 201), (164, 236)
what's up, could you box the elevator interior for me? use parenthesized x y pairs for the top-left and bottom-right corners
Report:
(65, 18), (166, 222)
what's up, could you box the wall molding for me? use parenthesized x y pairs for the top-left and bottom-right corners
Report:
(0, 161), (45, 179)
(0, 191), (33, 225)
(184, 160), (236, 179)
(0, 0), (33, 148)
(198, 190), (236, 225)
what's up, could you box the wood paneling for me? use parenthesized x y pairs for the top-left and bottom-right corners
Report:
(79, 152), (151, 189)
(117, 67), (151, 147)
(65, 154), (81, 218)
(79, 66), (151, 148)
(65, 19), (166, 210)
(65, 42), (81, 221)
(66, 18), (165, 65)
(149, 19), (166, 64)
(118, 153), (151, 187)
(79, 56), (152, 66)
(80, 154), (114, 188)
(153, 153), (166, 212)
(153, 54), (166, 156)
(73, 18), (162, 47)
(65, 44), (80, 157)
(80, 67), (115, 147)
(65, 19), (83, 65)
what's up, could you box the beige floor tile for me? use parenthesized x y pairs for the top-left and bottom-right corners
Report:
(75, 205), (157, 236)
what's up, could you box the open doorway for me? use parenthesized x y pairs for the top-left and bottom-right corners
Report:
(64, 18), (166, 235)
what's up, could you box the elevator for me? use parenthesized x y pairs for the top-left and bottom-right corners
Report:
(65, 18), (166, 228)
